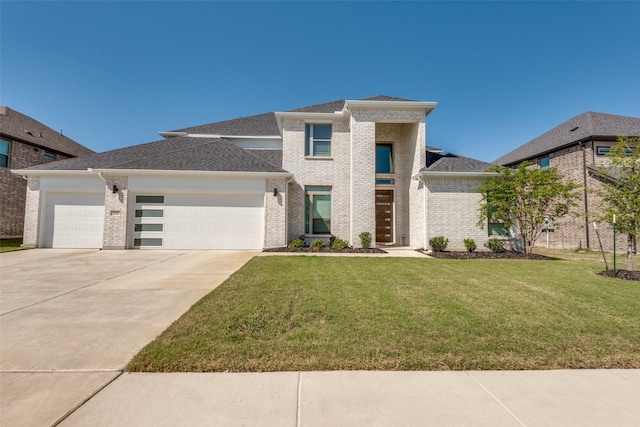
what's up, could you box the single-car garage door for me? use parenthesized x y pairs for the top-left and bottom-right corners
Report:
(43, 192), (105, 248)
(132, 193), (264, 249)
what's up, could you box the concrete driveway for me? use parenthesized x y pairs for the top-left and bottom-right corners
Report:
(0, 249), (257, 427)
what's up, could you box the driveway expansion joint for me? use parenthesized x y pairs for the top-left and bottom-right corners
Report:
(467, 372), (528, 427)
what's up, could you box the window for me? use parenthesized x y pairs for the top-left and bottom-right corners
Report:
(136, 195), (164, 203)
(133, 238), (163, 247)
(597, 146), (633, 156)
(135, 209), (163, 218)
(134, 224), (163, 232)
(44, 152), (56, 160)
(305, 124), (331, 157)
(0, 140), (9, 167)
(305, 186), (331, 234)
(376, 143), (394, 174)
(539, 157), (550, 170)
(487, 195), (509, 237)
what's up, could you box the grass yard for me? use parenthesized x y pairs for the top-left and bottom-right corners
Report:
(127, 252), (640, 372)
(0, 238), (24, 253)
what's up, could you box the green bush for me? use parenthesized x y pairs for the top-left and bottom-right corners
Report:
(288, 237), (305, 249)
(310, 239), (326, 250)
(359, 232), (372, 249)
(331, 237), (349, 249)
(485, 238), (505, 253)
(464, 238), (477, 253)
(429, 236), (449, 252)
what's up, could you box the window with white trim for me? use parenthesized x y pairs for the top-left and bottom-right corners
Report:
(305, 124), (332, 157)
(305, 186), (331, 234)
(539, 157), (550, 170)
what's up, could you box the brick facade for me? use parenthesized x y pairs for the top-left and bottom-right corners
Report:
(264, 178), (288, 247)
(1, 140), (70, 237)
(102, 175), (128, 249)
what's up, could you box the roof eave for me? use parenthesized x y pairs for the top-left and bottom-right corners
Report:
(413, 170), (497, 180)
(344, 100), (438, 116)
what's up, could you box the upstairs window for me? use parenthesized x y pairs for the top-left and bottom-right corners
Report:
(0, 140), (10, 167)
(305, 186), (331, 234)
(376, 143), (394, 174)
(539, 157), (550, 170)
(44, 152), (56, 160)
(305, 124), (332, 157)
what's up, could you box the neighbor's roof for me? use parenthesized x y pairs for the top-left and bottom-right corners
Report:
(495, 111), (640, 166)
(22, 137), (285, 173)
(172, 95), (422, 135)
(0, 106), (94, 157)
(424, 152), (492, 173)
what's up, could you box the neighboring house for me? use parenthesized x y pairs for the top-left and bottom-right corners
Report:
(494, 111), (640, 250)
(13, 95), (493, 250)
(0, 106), (94, 238)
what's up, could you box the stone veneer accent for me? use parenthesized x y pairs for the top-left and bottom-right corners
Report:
(102, 175), (128, 249)
(21, 176), (41, 247)
(264, 178), (288, 247)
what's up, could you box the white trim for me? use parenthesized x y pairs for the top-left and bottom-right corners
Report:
(344, 100), (437, 114)
(13, 168), (292, 179)
(11, 169), (96, 177)
(413, 171), (498, 180)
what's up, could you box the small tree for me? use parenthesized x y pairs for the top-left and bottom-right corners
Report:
(478, 162), (580, 253)
(595, 136), (639, 271)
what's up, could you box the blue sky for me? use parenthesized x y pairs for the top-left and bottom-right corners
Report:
(2, 1), (639, 162)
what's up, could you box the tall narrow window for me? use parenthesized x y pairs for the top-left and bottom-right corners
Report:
(376, 143), (394, 174)
(305, 186), (331, 234)
(305, 124), (332, 157)
(0, 140), (10, 168)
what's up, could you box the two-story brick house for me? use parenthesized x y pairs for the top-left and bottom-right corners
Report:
(13, 96), (493, 250)
(495, 111), (640, 250)
(1, 106), (94, 238)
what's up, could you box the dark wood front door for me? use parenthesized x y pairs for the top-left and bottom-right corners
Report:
(375, 190), (394, 243)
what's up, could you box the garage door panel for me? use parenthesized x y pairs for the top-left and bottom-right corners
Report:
(134, 193), (264, 250)
(44, 193), (104, 248)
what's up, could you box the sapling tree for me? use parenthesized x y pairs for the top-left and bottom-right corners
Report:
(478, 162), (580, 254)
(595, 136), (639, 271)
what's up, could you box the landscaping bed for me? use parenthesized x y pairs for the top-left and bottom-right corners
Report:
(424, 250), (556, 261)
(264, 247), (386, 254)
(597, 270), (640, 281)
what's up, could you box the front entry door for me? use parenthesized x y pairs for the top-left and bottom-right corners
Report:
(375, 190), (394, 243)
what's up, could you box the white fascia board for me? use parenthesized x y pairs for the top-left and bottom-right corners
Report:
(344, 100), (438, 116)
(412, 171), (498, 180)
(11, 169), (95, 177)
(188, 134), (282, 140)
(90, 168), (293, 178)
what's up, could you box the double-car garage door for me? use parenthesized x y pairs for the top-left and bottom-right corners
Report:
(42, 192), (265, 249)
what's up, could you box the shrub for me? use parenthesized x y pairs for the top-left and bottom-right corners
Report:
(429, 236), (449, 252)
(331, 237), (349, 249)
(464, 238), (477, 253)
(485, 238), (505, 253)
(310, 239), (326, 250)
(288, 237), (305, 249)
(359, 232), (372, 249)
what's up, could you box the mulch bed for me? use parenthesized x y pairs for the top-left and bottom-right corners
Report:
(597, 270), (640, 281)
(263, 247), (386, 254)
(422, 250), (557, 261)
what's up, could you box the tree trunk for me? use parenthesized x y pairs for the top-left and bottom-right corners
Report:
(628, 234), (634, 271)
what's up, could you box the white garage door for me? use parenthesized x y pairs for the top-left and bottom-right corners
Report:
(133, 193), (264, 249)
(43, 192), (105, 248)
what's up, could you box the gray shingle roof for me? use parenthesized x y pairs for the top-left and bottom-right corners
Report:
(424, 152), (492, 173)
(173, 112), (280, 136)
(0, 106), (94, 157)
(495, 111), (640, 166)
(23, 137), (286, 173)
(244, 149), (283, 169)
(173, 95), (422, 135)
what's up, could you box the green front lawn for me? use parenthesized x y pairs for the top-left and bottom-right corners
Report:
(127, 253), (640, 372)
(0, 238), (24, 253)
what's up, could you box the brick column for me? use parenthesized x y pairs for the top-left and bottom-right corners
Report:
(264, 178), (288, 247)
(349, 112), (376, 247)
(22, 176), (41, 248)
(102, 175), (128, 249)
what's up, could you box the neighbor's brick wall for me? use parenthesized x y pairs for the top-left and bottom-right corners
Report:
(425, 177), (488, 250)
(102, 176), (128, 249)
(264, 178), (287, 247)
(21, 176), (41, 247)
(1, 139), (69, 237)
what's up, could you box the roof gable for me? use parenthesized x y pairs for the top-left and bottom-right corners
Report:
(0, 106), (94, 157)
(173, 112), (280, 136)
(495, 111), (640, 166)
(425, 152), (492, 173)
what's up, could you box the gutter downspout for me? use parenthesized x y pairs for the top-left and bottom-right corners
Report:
(581, 141), (590, 249)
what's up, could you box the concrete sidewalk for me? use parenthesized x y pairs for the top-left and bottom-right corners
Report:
(59, 370), (640, 426)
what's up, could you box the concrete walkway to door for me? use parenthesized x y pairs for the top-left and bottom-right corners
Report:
(0, 248), (257, 427)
